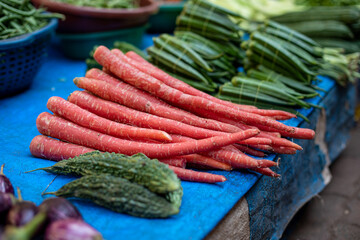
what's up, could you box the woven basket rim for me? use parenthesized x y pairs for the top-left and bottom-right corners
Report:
(0, 18), (58, 50)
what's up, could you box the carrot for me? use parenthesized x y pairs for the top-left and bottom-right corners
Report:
(170, 134), (277, 169)
(239, 137), (272, 146)
(234, 145), (266, 157)
(169, 134), (261, 169)
(68, 91), (235, 140)
(84, 69), (240, 134)
(168, 166), (226, 183)
(85, 68), (169, 107)
(195, 109), (303, 149)
(179, 154), (232, 171)
(93, 46), (296, 133)
(271, 146), (297, 155)
(256, 125), (315, 140)
(36, 112), (260, 159)
(250, 167), (280, 178)
(30, 135), (94, 161)
(246, 144), (274, 152)
(257, 160), (278, 168)
(123, 50), (295, 119)
(47, 96), (172, 142)
(158, 158), (186, 168)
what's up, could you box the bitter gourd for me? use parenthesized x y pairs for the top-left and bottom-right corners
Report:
(30, 151), (180, 194)
(45, 175), (179, 218)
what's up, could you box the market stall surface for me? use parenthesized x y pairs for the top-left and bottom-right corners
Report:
(282, 124), (360, 240)
(0, 41), (354, 239)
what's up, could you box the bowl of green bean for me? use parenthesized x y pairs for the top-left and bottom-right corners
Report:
(31, 0), (159, 33)
(0, 1), (61, 98)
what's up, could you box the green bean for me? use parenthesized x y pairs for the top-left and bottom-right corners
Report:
(0, 0), (63, 40)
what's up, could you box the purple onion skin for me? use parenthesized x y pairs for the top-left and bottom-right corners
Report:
(39, 197), (82, 224)
(6, 201), (38, 227)
(0, 174), (14, 194)
(45, 219), (103, 240)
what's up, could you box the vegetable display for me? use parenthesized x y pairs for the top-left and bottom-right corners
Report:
(0, 164), (102, 240)
(0, 0), (63, 40)
(30, 43), (315, 185)
(26, 0), (343, 222)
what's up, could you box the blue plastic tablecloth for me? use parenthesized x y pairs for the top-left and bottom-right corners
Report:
(0, 35), (348, 240)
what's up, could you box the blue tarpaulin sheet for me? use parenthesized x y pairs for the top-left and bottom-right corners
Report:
(0, 35), (355, 240)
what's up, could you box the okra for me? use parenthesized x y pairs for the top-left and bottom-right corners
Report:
(232, 77), (311, 108)
(183, 2), (240, 32)
(175, 26), (230, 42)
(271, 6), (360, 24)
(219, 83), (295, 106)
(283, 20), (355, 40)
(264, 20), (319, 47)
(176, 15), (239, 41)
(190, 0), (242, 18)
(147, 46), (209, 84)
(247, 41), (305, 80)
(163, 67), (217, 92)
(265, 35), (319, 65)
(256, 65), (319, 95)
(251, 32), (317, 78)
(246, 49), (310, 83)
(153, 37), (197, 67)
(174, 31), (224, 56)
(159, 34), (213, 72)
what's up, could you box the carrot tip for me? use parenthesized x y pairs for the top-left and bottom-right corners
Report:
(276, 157), (281, 168)
(73, 77), (79, 85)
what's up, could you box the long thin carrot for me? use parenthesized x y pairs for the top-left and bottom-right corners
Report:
(68, 91), (234, 140)
(196, 109), (303, 149)
(123, 50), (295, 119)
(256, 125), (315, 140)
(234, 145), (266, 157)
(47, 96), (172, 142)
(72, 78), (292, 149)
(178, 154), (232, 171)
(168, 166), (226, 183)
(250, 167), (280, 178)
(84, 69), (240, 133)
(158, 158), (186, 168)
(239, 137), (272, 146)
(93, 46), (296, 133)
(30, 135), (94, 161)
(36, 112), (260, 159)
(169, 134), (277, 169)
(270, 146), (297, 155)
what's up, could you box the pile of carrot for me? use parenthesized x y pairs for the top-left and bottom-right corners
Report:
(29, 45), (316, 183)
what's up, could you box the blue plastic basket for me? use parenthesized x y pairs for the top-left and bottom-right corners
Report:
(0, 18), (58, 98)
